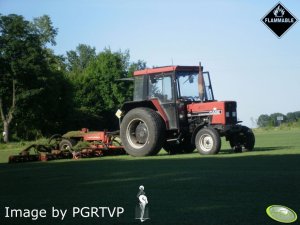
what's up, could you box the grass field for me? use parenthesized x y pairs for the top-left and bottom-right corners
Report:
(0, 128), (300, 225)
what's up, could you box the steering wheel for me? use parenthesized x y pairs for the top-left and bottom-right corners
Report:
(180, 96), (195, 101)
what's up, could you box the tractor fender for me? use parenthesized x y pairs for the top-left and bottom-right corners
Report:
(224, 124), (244, 140)
(191, 122), (208, 145)
(121, 100), (156, 114)
(120, 99), (170, 129)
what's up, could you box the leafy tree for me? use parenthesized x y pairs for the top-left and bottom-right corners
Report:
(66, 48), (145, 130)
(286, 112), (297, 123)
(73, 49), (130, 129)
(0, 14), (40, 142)
(294, 111), (300, 120)
(257, 111), (300, 128)
(0, 14), (147, 141)
(0, 14), (69, 141)
(257, 114), (270, 127)
(31, 15), (58, 46)
(66, 44), (96, 73)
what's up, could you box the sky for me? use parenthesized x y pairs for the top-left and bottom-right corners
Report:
(1, 0), (300, 127)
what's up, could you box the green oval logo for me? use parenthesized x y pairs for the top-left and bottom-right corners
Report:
(266, 205), (297, 223)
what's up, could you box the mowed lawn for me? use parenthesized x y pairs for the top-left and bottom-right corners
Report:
(0, 129), (300, 225)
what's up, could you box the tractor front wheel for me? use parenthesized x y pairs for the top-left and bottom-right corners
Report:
(195, 127), (221, 155)
(229, 126), (255, 152)
(120, 108), (165, 157)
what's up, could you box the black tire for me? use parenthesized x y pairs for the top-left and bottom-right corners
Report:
(59, 139), (77, 151)
(163, 137), (195, 154)
(244, 128), (255, 151)
(120, 107), (165, 157)
(195, 127), (221, 155)
(163, 142), (183, 154)
(229, 126), (255, 152)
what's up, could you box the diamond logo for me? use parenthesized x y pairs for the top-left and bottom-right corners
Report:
(261, 2), (298, 38)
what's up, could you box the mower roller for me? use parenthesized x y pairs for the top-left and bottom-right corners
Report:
(8, 129), (125, 163)
(58, 129), (125, 156)
(8, 143), (73, 163)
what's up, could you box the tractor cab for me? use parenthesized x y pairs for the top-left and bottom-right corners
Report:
(132, 65), (214, 103)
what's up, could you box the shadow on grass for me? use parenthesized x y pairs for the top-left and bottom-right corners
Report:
(0, 153), (300, 225)
(219, 145), (293, 154)
(254, 145), (293, 151)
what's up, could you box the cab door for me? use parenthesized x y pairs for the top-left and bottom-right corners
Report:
(148, 73), (178, 130)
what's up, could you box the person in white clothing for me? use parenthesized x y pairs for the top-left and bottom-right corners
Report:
(137, 185), (148, 222)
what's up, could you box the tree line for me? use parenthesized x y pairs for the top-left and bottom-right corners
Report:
(0, 14), (145, 142)
(257, 111), (300, 128)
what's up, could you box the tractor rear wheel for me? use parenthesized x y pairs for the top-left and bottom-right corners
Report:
(229, 126), (255, 152)
(120, 107), (165, 157)
(195, 127), (221, 155)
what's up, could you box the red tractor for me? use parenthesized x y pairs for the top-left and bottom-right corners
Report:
(118, 63), (255, 156)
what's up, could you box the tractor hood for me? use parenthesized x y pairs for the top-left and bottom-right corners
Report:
(187, 101), (237, 125)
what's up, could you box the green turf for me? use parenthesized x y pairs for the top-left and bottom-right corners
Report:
(0, 129), (300, 225)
